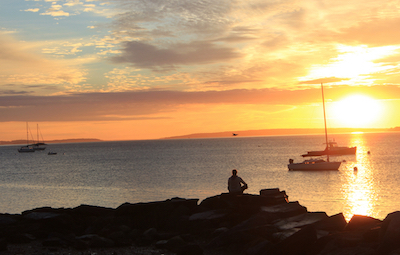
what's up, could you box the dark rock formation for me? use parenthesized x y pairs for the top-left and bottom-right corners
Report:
(0, 189), (396, 255)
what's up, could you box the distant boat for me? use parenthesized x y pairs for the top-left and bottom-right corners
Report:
(288, 84), (341, 171)
(232, 133), (238, 136)
(288, 158), (341, 171)
(18, 123), (35, 153)
(30, 124), (46, 151)
(18, 145), (35, 153)
(301, 140), (356, 157)
(48, 152), (57, 155)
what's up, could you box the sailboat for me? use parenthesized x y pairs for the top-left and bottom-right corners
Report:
(30, 124), (46, 151)
(301, 139), (356, 157)
(288, 83), (342, 171)
(18, 123), (35, 153)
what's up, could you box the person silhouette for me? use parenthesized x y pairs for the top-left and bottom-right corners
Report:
(228, 169), (248, 195)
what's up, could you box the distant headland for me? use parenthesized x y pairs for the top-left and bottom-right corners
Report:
(0, 138), (102, 146)
(163, 127), (400, 139)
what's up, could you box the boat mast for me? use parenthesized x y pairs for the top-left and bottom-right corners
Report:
(321, 83), (329, 162)
(26, 122), (29, 145)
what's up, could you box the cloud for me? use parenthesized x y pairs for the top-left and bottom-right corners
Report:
(0, 85), (396, 122)
(40, 4), (70, 17)
(111, 40), (242, 70)
(0, 33), (87, 87)
(334, 18), (400, 46)
(24, 8), (40, 12)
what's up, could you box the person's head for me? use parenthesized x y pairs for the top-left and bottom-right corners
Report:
(232, 169), (237, 176)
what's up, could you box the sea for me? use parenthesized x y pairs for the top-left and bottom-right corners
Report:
(1, 131), (400, 221)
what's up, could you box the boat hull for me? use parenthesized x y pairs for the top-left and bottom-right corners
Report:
(302, 147), (356, 157)
(288, 161), (341, 171)
(18, 146), (35, 153)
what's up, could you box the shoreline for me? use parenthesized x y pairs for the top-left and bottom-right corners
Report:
(0, 189), (399, 255)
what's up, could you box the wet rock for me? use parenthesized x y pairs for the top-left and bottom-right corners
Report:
(345, 214), (382, 231)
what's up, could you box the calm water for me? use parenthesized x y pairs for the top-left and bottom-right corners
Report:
(1, 132), (400, 221)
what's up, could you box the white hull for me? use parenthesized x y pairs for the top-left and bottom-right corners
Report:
(288, 161), (341, 171)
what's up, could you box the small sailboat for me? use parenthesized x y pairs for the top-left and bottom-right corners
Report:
(31, 124), (46, 151)
(288, 83), (341, 171)
(18, 123), (35, 153)
(301, 139), (356, 157)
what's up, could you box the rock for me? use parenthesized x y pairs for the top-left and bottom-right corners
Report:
(142, 228), (159, 241)
(260, 201), (307, 219)
(0, 238), (7, 251)
(76, 234), (114, 248)
(0, 215), (18, 225)
(165, 235), (187, 252)
(272, 225), (318, 255)
(378, 211), (400, 254)
(312, 213), (347, 232)
(4, 190), (400, 255)
(176, 243), (204, 255)
(345, 214), (382, 231)
(273, 212), (329, 230)
(42, 237), (65, 247)
(260, 188), (289, 204)
(189, 210), (227, 221)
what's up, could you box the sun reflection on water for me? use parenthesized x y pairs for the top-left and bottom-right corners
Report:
(341, 133), (378, 221)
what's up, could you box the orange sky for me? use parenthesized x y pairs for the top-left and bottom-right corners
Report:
(1, 0), (400, 141)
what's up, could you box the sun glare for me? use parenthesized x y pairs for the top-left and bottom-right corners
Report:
(302, 45), (399, 84)
(331, 95), (382, 128)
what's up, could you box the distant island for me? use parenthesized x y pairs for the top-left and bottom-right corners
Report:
(0, 138), (102, 146)
(163, 127), (399, 139)
(3, 127), (400, 145)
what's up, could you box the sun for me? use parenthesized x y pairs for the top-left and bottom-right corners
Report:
(330, 95), (382, 128)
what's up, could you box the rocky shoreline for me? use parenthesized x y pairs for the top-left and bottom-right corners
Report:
(1, 188), (399, 255)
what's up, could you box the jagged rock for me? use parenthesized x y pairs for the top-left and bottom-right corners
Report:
(260, 201), (307, 219)
(189, 209), (227, 221)
(245, 239), (272, 255)
(1, 190), (399, 255)
(377, 211), (400, 254)
(273, 212), (329, 230)
(312, 213), (347, 232)
(115, 198), (198, 230)
(345, 214), (382, 231)
(71, 204), (114, 217)
(271, 225), (318, 255)
(260, 188), (289, 204)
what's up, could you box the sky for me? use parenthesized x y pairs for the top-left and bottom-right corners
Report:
(1, 0), (400, 141)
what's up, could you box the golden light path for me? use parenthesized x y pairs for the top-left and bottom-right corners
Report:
(340, 134), (379, 221)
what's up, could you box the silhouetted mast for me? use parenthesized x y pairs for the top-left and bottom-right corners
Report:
(321, 83), (329, 162)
